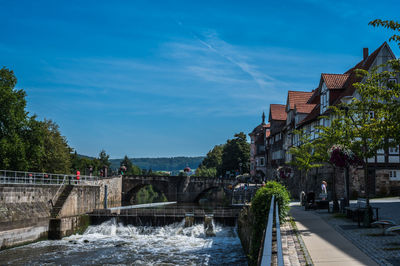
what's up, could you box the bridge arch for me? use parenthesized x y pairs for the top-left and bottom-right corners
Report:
(191, 185), (229, 205)
(123, 182), (170, 205)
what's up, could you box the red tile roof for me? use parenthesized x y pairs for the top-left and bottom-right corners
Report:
(287, 91), (314, 110)
(334, 42), (388, 104)
(298, 104), (320, 126)
(269, 104), (287, 121)
(321, 74), (350, 89)
(308, 42), (389, 109)
(295, 103), (317, 114)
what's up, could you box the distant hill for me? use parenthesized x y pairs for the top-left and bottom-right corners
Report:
(109, 156), (205, 172)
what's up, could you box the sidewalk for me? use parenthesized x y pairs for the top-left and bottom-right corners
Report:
(290, 204), (378, 266)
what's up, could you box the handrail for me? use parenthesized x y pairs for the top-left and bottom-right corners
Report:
(50, 175), (68, 206)
(260, 195), (275, 265)
(0, 169), (99, 186)
(275, 201), (284, 265)
(260, 195), (283, 266)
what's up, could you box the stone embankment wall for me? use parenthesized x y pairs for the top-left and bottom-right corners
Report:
(0, 176), (122, 249)
(91, 177), (122, 208)
(237, 205), (254, 260)
(0, 185), (57, 249)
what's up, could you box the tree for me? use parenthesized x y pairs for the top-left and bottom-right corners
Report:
(200, 144), (224, 169)
(39, 119), (72, 173)
(289, 131), (323, 192)
(98, 149), (110, 168)
(0, 67), (29, 170)
(120, 155), (141, 175)
(369, 19), (400, 48)
(194, 166), (217, 178)
(220, 132), (250, 176)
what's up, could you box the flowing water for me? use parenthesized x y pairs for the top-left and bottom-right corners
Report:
(0, 219), (247, 265)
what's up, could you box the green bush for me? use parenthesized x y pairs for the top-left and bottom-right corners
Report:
(248, 181), (290, 265)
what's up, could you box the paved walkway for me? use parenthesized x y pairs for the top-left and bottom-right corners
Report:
(290, 204), (378, 266)
(280, 221), (307, 265)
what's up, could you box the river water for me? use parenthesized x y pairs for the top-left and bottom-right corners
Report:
(0, 219), (247, 265)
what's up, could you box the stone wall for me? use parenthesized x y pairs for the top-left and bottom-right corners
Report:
(237, 205), (254, 258)
(0, 177), (122, 249)
(0, 185), (57, 249)
(91, 176), (122, 208)
(287, 164), (400, 200)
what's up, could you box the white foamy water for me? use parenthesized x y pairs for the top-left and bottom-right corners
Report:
(0, 219), (247, 265)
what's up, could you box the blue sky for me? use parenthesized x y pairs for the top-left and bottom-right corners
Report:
(1, 0), (399, 158)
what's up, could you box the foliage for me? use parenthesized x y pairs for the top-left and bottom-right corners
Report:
(194, 166), (217, 178)
(220, 132), (250, 176)
(70, 152), (94, 174)
(369, 19), (400, 48)
(0, 67), (28, 170)
(0, 67), (72, 173)
(98, 150), (111, 168)
(39, 119), (72, 173)
(249, 181), (290, 265)
(120, 155), (142, 175)
(135, 185), (167, 204)
(289, 130), (323, 173)
(197, 132), (250, 178)
(200, 144), (224, 169)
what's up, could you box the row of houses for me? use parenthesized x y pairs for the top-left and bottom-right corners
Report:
(249, 42), (399, 199)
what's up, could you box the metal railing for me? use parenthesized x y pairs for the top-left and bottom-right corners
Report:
(50, 175), (68, 206)
(0, 169), (99, 186)
(260, 195), (284, 266)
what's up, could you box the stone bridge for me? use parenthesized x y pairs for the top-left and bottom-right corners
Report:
(122, 175), (234, 205)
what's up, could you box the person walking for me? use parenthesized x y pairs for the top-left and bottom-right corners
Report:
(321, 181), (327, 200)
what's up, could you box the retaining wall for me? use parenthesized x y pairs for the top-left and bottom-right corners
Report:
(0, 176), (122, 249)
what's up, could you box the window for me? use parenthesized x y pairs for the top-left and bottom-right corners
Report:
(389, 170), (400, 181)
(369, 111), (374, 119)
(260, 157), (265, 166)
(389, 146), (399, 154)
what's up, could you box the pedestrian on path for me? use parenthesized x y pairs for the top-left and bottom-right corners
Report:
(321, 180), (327, 200)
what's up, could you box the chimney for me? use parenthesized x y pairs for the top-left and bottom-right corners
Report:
(363, 48), (369, 61)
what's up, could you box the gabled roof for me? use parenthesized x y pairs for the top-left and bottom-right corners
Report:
(321, 74), (350, 89)
(295, 103), (317, 114)
(297, 104), (320, 127)
(307, 42), (394, 108)
(269, 104), (287, 121)
(287, 91), (314, 110)
(336, 42), (394, 103)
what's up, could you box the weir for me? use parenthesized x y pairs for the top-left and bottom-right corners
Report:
(89, 206), (241, 226)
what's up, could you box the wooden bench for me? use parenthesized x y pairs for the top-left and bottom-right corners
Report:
(345, 198), (380, 227)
